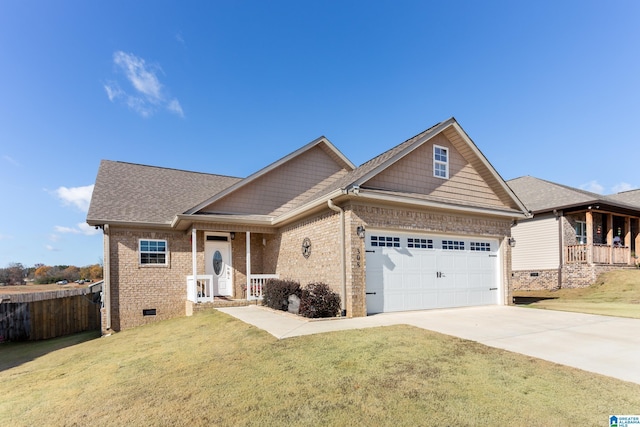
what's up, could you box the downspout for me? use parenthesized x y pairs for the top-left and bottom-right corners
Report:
(103, 224), (111, 332)
(328, 199), (347, 317)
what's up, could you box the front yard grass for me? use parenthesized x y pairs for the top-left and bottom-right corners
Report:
(514, 269), (640, 318)
(1, 310), (639, 426)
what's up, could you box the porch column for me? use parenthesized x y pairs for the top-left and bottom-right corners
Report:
(635, 218), (640, 265)
(625, 216), (632, 264)
(246, 231), (251, 300)
(192, 227), (197, 287)
(607, 214), (613, 264)
(586, 210), (593, 264)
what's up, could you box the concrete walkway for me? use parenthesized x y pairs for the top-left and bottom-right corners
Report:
(217, 305), (640, 385)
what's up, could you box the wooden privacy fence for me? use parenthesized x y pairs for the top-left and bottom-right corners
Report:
(0, 288), (100, 341)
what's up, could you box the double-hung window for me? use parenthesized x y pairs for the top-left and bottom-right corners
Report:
(433, 145), (449, 179)
(139, 239), (168, 265)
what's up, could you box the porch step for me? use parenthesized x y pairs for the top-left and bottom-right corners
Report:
(191, 298), (258, 313)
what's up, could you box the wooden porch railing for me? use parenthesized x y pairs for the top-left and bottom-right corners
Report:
(247, 274), (279, 301)
(565, 244), (631, 265)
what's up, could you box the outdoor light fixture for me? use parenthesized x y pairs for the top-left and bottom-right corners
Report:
(356, 225), (366, 239)
(230, 232), (235, 240)
(508, 237), (516, 247)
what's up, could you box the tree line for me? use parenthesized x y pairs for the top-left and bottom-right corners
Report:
(0, 262), (103, 285)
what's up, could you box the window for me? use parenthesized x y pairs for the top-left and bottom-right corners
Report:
(442, 240), (465, 250)
(470, 242), (491, 252)
(575, 221), (587, 244)
(371, 236), (400, 247)
(139, 239), (168, 265)
(408, 238), (433, 249)
(433, 145), (449, 179)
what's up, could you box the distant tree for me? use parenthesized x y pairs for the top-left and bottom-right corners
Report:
(5, 262), (26, 285)
(34, 265), (52, 283)
(62, 266), (80, 282)
(88, 264), (103, 280)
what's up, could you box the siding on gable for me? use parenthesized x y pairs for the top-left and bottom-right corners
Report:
(511, 213), (560, 270)
(364, 133), (505, 208)
(202, 146), (349, 216)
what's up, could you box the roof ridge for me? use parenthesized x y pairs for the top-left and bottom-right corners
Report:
(106, 160), (242, 179)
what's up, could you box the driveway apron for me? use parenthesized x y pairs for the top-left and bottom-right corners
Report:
(217, 305), (640, 385)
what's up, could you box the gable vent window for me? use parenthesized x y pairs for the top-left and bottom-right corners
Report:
(442, 240), (464, 250)
(433, 145), (449, 179)
(408, 238), (433, 249)
(371, 236), (400, 248)
(470, 242), (491, 252)
(139, 239), (168, 265)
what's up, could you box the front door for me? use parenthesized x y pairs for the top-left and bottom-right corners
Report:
(204, 234), (233, 296)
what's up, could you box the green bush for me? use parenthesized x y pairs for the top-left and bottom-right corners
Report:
(262, 279), (301, 311)
(299, 282), (341, 318)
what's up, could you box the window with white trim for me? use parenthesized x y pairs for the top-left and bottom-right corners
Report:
(470, 242), (491, 251)
(139, 239), (168, 265)
(433, 145), (449, 179)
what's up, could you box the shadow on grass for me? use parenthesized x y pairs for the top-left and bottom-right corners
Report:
(512, 296), (559, 305)
(0, 330), (101, 372)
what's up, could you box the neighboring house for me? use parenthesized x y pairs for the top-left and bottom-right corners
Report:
(87, 118), (530, 332)
(507, 176), (640, 290)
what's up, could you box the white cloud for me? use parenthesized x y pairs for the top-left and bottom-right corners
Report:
(167, 98), (184, 117)
(611, 182), (635, 193)
(3, 155), (20, 167)
(54, 226), (80, 234)
(580, 180), (604, 194)
(55, 184), (94, 212)
(78, 222), (101, 236)
(106, 51), (184, 118)
(54, 223), (101, 237)
(45, 245), (60, 252)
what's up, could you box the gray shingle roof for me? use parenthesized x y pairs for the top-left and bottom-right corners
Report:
(506, 176), (601, 213)
(507, 176), (640, 213)
(87, 160), (241, 225)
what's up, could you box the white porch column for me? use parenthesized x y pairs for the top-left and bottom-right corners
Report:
(192, 227), (197, 288)
(246, 231), (251, 300)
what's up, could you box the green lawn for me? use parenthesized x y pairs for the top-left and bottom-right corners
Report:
(1, 310), (639, 426)
(514, 269), (640, 318)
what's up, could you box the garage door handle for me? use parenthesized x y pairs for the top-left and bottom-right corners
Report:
(489, 287), (498, 290)
(365, 250), (376, 253)
(366, 292), (377, 295)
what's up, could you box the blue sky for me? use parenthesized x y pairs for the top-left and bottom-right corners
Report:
(1, 1), (639, 268)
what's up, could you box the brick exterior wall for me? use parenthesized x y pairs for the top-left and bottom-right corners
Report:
(108, 228), (197, 331)
(105, 203), (515, 330)
(561, 263), (628, 288)
(511, 270), (560, 291)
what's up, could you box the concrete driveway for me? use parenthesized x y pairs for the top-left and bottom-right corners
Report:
(217, 305), (640, 385)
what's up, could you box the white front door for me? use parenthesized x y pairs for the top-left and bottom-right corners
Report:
(204, 234), (233, 296)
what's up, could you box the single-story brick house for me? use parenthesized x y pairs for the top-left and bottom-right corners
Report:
(507, 176), (640, 290)
(87, 118), (530, 332)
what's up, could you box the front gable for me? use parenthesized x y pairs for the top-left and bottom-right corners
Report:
(195, 139), (354, 216)
(357, 119), (526, 213)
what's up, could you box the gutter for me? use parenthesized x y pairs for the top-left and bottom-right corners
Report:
(103, 224), (111, 333)
(327, 199), (347, 317)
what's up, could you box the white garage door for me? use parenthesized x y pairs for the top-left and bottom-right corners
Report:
(365, 231), (500, 314)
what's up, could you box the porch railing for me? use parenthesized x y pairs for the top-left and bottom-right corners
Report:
(565, 244), (631, 265)
(186, 275), (214, 303)
(247, 274), (279, 301)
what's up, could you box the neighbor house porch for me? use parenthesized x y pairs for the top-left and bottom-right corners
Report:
(564, 208), (640, 266)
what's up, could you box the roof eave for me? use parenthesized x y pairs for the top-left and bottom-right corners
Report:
(353, 189), (530, 220)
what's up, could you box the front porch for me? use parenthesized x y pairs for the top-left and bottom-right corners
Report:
(564, 208), (640, 266)
(185, 229), (279, 308)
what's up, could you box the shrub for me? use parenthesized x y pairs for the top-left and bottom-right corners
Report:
(299, 282), (341, 318)
(262, 279), (301, 311)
